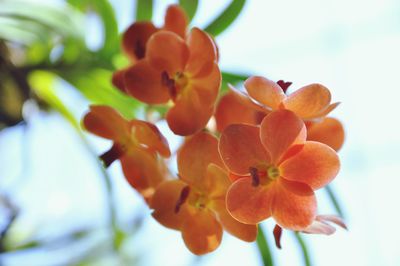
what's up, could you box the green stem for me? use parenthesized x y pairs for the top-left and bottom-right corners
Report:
(325, 185), (345, 218)
(256, 226), (274, 266)
(293, 232), (312, 266)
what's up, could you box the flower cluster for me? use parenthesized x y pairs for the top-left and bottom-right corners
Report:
(82, 4), (346, 255)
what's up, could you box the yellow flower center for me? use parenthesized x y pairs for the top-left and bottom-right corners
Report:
(267, 166), (280, 180)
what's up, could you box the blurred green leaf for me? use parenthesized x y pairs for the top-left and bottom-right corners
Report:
(28, 71), (79, 129)
(256, 227), (274, 266)
(293, 232), (312, 266)
(179, 0), (198, 22)
(222, 71), (248, 84)
(204, 0), (246, 37)
(135, 0), (153, 21)
(68, 0), (119, 59)
(0, 17), (50, 44)
(62, 69), (141, 119)
(0, 0), (85, 40)
(325, 185), (345, 218)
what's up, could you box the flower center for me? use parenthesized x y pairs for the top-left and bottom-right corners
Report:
(267, 166), (280, 180)
(161, 71), (189, 101)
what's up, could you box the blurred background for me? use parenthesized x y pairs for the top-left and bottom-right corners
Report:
(1, 0), (400, 265)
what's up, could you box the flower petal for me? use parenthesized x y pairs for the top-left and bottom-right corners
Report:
(146, 31), (189, 75)
(185, 28), (218, 77)
(228, 84), (268, 113)
(82, 105), (129, 140)
(203, 164), (231, 199)
(122, 22), (158, 62)
(212, 199), (258, 242)
(280, 141), (340, 190)
(219, 124), (270, 175)
(166, 89), (214, 136)
(226, 177), (273, 224)
(163, 4), (188, 39)
(151, 179), (193, 230)
(177, 132), (224, 190)
(271, 178), (316, 230)
(302, 220), (336, 235)
(189, 61), (221, 107)
(111, 68), (127, 92)
(215, 92), (262, 132)
(283, 83), (332, 119)
(130, 120), (171, 157)
(120, 148), (166, 200)
(307, 117), (345, 151)
(260, 110), (306, 164)
(181, 210), (222, 255)
(244, 76), (286, 110)
(124, 60), (170, 104)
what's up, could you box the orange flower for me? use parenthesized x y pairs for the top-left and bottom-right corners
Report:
(124, 27), (220, 135)
(82, 105), (170, 200)
(219, 110), (340, 230)
(112, 4), (188, 91)
(306, 117), (345, 151)
(150, 132), (257, 255)
(215, 80), (344, 151)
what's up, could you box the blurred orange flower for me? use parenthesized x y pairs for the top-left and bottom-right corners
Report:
(112, 5), (188, 91)
(82, 105), (170, 200)
(151, 132), (257, 255)
(124, 27), (220, 135)
(219, 110), (340, 230)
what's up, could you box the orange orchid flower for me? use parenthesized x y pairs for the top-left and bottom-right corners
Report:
(82, 105), (170, 200)
(112, 4), (188, 91)
(215, 80), (344, 151)
(219, 109), (340, 230)
(150, 132), (257, 255)
(123, 27), (221, 136)
(229, 76), (339, 121)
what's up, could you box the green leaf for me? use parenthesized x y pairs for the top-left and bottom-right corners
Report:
(256, 227), (274, 266)
(293, 232), (312, 266)
(67, 0), (119, 59)
(62, 69), (142, 119)
(28, 71), (79, 129)
(179, 0), (198, 22)
(204, 0), (246, 37)
(222, 71), (249, 84)
(325, 185), (345, 218)
(0, 0), (85, 40)
(135, 0), (153, 21)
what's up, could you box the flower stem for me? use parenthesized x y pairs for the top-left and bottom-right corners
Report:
(293, 232), (312, 266)
(256, 226), (274, 266)
(325, 185), (345, 218)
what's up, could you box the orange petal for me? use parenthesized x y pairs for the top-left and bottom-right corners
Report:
(181, 210), (222, 255)
(120, 148), (166, 199)
(226, 177), (273, 224)
(166, 90), (214, 136)
(283, 83), (332, 119)
(177, 132), (224, 190)
(212, 199), (258, 242)
(228, 84), (268, 113)
(130, 120), (171, 157)
(280, 141), (340, 190)
(124, 60), (170, 104)
(203, 164), (231, 199)
(244, 76), (286, 110)
(151, 179), (193, 230)
(307, 117), (345, 151)
(111, 68), (127, 92)
(122, 22), (158, 62)
(271, 178), (316, 230)
(219, 124), (270, 175)
(260, 110), (306, 164)
(215, 92), (261, 132)
(185, 28), (218, 77)
(82, 105), (129, 140)
(163, 4), (188, 39)
(146, 31), (189, 75)
(189, 61), (221, 106)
